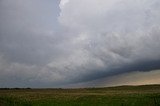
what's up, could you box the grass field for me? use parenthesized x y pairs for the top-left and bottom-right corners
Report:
(0, 84), (160, 106)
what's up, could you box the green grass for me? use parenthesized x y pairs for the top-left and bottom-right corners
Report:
(1, 84), (160, 106)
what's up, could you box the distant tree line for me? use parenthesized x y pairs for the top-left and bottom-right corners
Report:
(0, 88), (31, 90)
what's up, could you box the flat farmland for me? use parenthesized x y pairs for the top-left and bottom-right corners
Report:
(0, 85), (160, 106)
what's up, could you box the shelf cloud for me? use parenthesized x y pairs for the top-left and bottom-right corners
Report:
(0, 0), (160, 87)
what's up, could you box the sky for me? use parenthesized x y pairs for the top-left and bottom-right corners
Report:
(0, 0), (160, 88)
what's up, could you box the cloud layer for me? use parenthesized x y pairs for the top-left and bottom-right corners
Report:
(0, 0), (160, 87)
(57, 0), (160, 82)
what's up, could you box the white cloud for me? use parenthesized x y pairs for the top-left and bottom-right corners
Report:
(60, 0), (69, 8)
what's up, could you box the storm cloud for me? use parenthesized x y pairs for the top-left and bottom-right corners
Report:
(0, 0), (160, 87)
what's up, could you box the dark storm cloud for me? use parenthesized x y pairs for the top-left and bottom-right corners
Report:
(0, 0), (160, 87)
(57, 0), (160, 84)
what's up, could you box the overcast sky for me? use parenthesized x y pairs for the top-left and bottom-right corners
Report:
(0, 0), (160, 88)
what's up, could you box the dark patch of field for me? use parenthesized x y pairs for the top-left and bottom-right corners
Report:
(0, 84), (160, 106)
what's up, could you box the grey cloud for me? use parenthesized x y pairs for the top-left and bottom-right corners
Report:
(0, 0), (64, 87)
(0, 0), (61, 65)
(67, 70), (160, 88)
(56, 0), (160, 84)
(0, 0), (160, 87)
